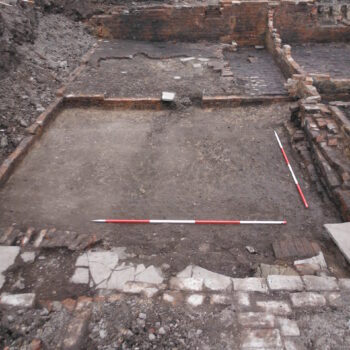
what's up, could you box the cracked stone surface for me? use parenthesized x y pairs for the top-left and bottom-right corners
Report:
(71, 250), (164, 291)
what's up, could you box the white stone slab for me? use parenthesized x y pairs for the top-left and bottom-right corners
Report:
(161, 91), (176, 102)
(1, 293), (35, 308)
(70, 268), (89, 284)
(20, 252), (36, 263)
(232, 278), (268, 293)
(75, 253), (89, 267)
(0, 246), (20, 274)
(192, 266), (232, 291)
(187, 294), (204, 307)
(135, 265), (163, 284)
(267, 275), (304, 291)
(324, 222), (350, 263)
(177, 265), (193, 278)
(106, 266), (135, 290)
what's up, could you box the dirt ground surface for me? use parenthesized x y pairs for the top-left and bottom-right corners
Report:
(224, 48), (286, 95)
(0, 3), (95, 165)
(291, 42), (350, 78)
(66, 40), (286, 98)
(0, 103), (346, 280)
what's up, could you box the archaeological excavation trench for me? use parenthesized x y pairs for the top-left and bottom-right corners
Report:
(1, 0), (350, 349)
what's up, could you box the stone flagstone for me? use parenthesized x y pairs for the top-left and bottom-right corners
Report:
(192, 266), (232, 291)
(324, 222), (350, 263)
(135, 265), (163, 284)
(0, 246), (20, 288)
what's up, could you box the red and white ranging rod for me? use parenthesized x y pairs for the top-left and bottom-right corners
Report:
(92, 219), (287, 225)
(274, 130), (309, 208)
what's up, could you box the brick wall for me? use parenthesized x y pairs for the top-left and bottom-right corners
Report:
(89, 2), (269, 46)
(274, 0), (350, 43)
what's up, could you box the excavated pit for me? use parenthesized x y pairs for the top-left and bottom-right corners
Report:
(0, 104), (346, 279)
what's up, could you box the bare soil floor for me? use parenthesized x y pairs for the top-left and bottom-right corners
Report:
(66, 40), (285, 98)
(291, 42), (350, 78)
(0, 104), (344, 278)
(224, 48), (286, 95)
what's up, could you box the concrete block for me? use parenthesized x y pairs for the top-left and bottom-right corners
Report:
(302, 276), (338, 291)
(290, 292), (326, 307)
(267, 275), (304, 291)
(325, 223), (350, 264)
(256, 300), (292, 315)
(232, 278), (268, 293)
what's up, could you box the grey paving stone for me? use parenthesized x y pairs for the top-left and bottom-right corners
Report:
(324, 222), (350, 264)
(238, 312), (275, 328)
(267, 275), (304, 291)
(232, 278), (268, 293)
(290, 292), (326, 307)
(0, 246), (20, 274)
(105, 266), (135, 290)
(75, 253), (89, 267)
(70, 268), (89, 284)
(241, 329), (283, 349)
(134, 265), (163, 284)
(256, 300), (292, 315)
(88, 251), (119, 285)
(0, 246), (20, 289)
(192, 266), (232, 291)
(0, 293), (35, 308)
(302, 276), (338, 291)
(277, 318), (300, 336)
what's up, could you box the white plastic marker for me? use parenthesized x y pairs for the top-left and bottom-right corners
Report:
(92, 219), (287, 225)
(274, 130), (309, 208)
